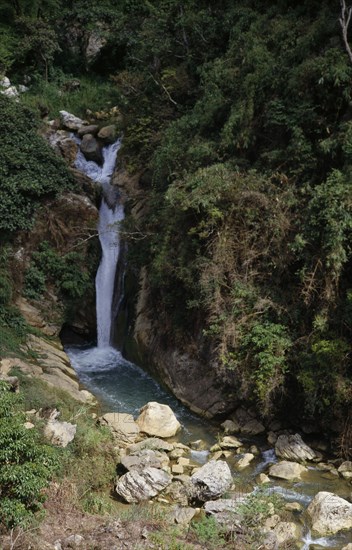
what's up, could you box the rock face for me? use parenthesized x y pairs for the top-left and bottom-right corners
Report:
(100, 412), (139, 446)
(306, 491), (352, 536)
(191, 460), (232, 501)
(275, 433), (316, 462)
(80, 133), (102, 163)
(136, 402), (181, 438)
(115, 467), (172, 503)
(85, 29), (107, 65)
(269, 460), (307, 481)
(44, 420), (76, 447)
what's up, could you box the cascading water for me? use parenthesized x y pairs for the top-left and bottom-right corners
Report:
(74, 139), (123, 347)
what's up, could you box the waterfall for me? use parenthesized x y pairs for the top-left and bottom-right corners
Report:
(74, 139), (123, 348)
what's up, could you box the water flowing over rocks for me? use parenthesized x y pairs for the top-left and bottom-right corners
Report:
(268, 460), (308, 481)
(136, 401), (181, 438)
(275, 433), (316, 462)
(115, 467), (172, 503)
(190, 460), (232, 501)
(306, 491), (352, 536)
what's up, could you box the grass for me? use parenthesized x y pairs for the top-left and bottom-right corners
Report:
(20, 75), (122, 120)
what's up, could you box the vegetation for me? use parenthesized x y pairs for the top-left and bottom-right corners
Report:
(0, 0), (351, 449)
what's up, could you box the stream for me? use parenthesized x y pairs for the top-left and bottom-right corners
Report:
(66, 136), (352, 549)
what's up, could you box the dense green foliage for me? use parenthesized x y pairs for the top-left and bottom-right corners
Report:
(0, 382), (59, 528)
(0, 95), (74, 233)
(1, 0), (352, 428)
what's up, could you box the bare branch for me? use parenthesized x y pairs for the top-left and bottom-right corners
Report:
(340, 0), (352, 64)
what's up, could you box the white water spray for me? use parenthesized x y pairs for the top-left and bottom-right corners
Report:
(74, 139), (123, 347)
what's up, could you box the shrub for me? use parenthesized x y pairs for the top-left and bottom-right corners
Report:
(0, 382), (59, 528)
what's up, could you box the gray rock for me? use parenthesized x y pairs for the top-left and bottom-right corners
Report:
(121, 449), (169, 473)
(241, 419), (265, 435)
(0, 76), (11, 88)
(338, 461), (352, 480)
(115, 467), (172, 503)
(275, 433), (316, 462)
(204, 499), (243, 527)
(80, 133), (102, 163)
(99, 412), (139, 446)
(221, 419), (240, 434)
(128, 437), (174, 453)
(273, 521), (302, 544)
(307, 491), (352, 536)
(63, 534), (84, 548)
(170, 505), (198, 524)
(191, 460), (232, 501)
(44, 420), (76, 448)
(85, 30), (107, 65)
(269, 460), (307, 481)
(1, 85), (19, 98)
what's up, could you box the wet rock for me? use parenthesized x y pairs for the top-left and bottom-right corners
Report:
(275, 433), (316, 462)
(77, 124), (99, 137)
(115, 467), (172, 503)
(219, 435), (243, 449)
(257, 473), (271, 485)
(100, 412), (140, 446)
(221, 419), (240, 434)
(285, 502), (303, 513)
(44, 420), (76, 447)
(269, 460), (308, 481)
(136, 402), (181, 438)
(307, 491), (352, 536)
(191, 460), (232, 501)
(98, 124), (117, 143)
(241, 419), (265, 435)
(80, 133), (102, 163)
(121, 449), (169, 473)
(338, 461), (352, 480)
(59, 110), (84, 131)
(236, 453), (255, 470)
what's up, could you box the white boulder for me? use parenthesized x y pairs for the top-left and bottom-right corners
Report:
(44, 420), (76, 447)
(191, 460), (232, 501)
(307, 491), (352, 536)
(136, 402), (181, 438)
(115, 467), (172, 503)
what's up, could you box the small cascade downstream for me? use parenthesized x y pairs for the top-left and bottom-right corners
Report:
(65, 137), (352, 550)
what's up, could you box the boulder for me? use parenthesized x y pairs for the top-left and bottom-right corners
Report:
(191, 460), (232, 501)
(77, 124), (99, 137)
(59, 110), (84, 131)
(306, 491), (352, 536)
(257, 473), (271, 485)
(219, 435), (243, 449)
(128, 437), (174, 453)
(44, 420), (76, 447)
(115, 467), (172, 503)
(85, 29), (107, 65)
(80, 134), (102, 163)
(236, 453), (254, 470)
(269, 460), (307, 481)
(338, 461), (352, 480)
(136, 402), (181, 438)
(97, 124), (117, 143)
(0, 76), (11, 88)
(121, 449), (169, 473)
(1, 85), (19, 98)
(241, 419), (265, 435)
(99, 412), (139, 446)
(170, 505), (198, 524)
(221, 419), (240, 434)
(57, 137), (79, 166)
(273, 521), (302, 544)
(275, 433), (316, 462)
